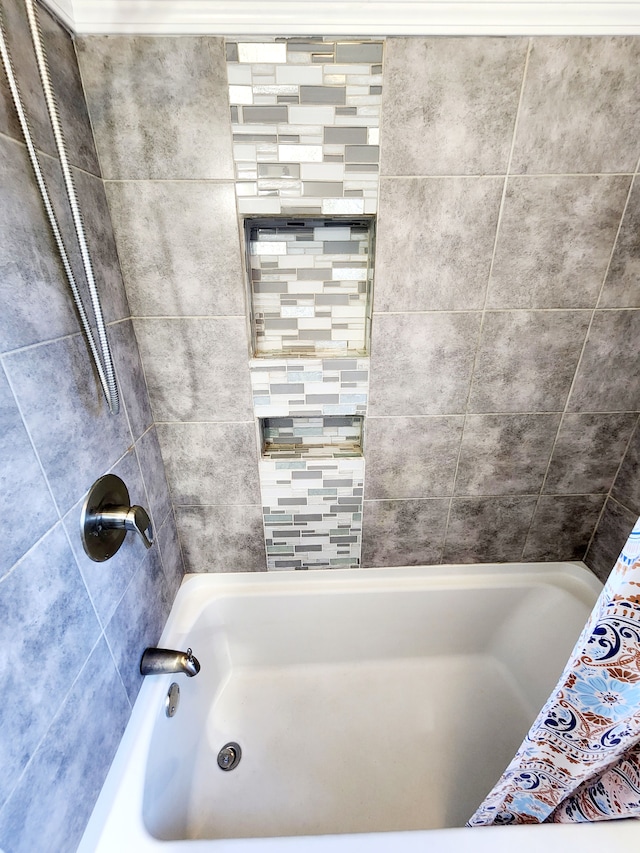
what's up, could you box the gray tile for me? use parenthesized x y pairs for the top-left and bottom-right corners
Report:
(585, 497), (637, 583)
(0, 137), (80, 352)
(361, 498), (449, 567)
(324, 127), (368, 144)
(38, 3), (101, 175)
(375, 178), (502, 311)
(77, 36), (233, 180)
(0, 638), (130, 853)
(369, 313), (481, 415)
(380, 38), (527, 176)
(611, 420), (640, 514)
(544, 413), (637, 495)
(299, 86), (346, 105)
(136, 426), (173, 530)
(487, 176), (630, 309)
(62, 447), (151, 628)
(243, 105), (288, 122)
(4, 334), (133, 515)
(523, 495), (606, 562)
(108, 319), (153, 441)
(176, 505), (266, 572)
(156, 510), (185, 601)
(133, 318), (253, 422)
(511, 38), (640, 174)
(0, 364), (58, 578)
(364, 416), (464, 499)
(67, 166), (130, 324)
(335, 43), (383, 63)
(0, 0), (54, 149)
(468, 311), (590, 413)
(455, 414), (560, 496)
(0, 523), (101, 806)
(105, 545), (171, 704)
(599, 178), (640, 308)
(105, 181), (245, 317)
(157, 422), (260, 506)
(443, 497), (538, 563)
(567, 310), (640, 412)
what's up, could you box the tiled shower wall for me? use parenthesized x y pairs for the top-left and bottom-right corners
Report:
(77, 35), (640, 581)
(0, 1), (184, 850)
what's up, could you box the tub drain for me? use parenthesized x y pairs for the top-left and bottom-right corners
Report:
(217, 742), (242, 771)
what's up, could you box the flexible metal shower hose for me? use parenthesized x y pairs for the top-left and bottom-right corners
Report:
(0, 0), (120, 414)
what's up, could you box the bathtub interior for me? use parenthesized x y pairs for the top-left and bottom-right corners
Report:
(141, 564), (600, 842)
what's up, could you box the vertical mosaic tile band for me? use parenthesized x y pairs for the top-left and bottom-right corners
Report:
(260, 455), (364, 570)
(250, 357), (369, 417)
(247, 218), (374, 356)
(226, 39), (383, 216)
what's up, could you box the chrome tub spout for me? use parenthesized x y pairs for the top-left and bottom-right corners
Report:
(140, 647), (200, 677)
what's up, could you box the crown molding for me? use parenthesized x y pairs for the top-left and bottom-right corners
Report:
(50, 1), (640, 36)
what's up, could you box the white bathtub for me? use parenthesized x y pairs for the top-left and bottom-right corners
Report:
(79, 563), (640, 853)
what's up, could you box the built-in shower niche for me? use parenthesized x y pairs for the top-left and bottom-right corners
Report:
(260, 416), (364, 459)
(245, 217), (375, 358)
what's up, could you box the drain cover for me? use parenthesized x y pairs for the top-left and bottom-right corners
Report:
(217, 742), (242, 771)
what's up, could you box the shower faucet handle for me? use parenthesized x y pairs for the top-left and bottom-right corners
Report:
(80, 474), (154, 561)
(99, 504), (154, 549)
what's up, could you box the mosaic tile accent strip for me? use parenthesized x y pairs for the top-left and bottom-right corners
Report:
(262, 416), (363, 458)
(250, 357), (369, 418)
(247, 218), (374, 356)
(260, 455), (364, 570)
(226, 39), (383, 216)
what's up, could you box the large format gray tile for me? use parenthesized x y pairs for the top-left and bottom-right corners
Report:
(136, 425), (173, 530)
(364, 416), (463, 499)
(375, 177), (502, 311)
(156, 421), (260, 506)
(585, 497), (637, 582)
(106, 181), (245, 317)
(0, 523), (101, 807)
(176, 505), (266, 572)
(156, 510), (185, 601)
(511, 38), (640, 174)
(611, 420), (640, 514)
(599, 179), (640, 308)
(0, 638), (130, 853)
(369, 312), (481, 415)
(133, 317), (253, 422)
(487, 176), (630, 309)
(454, 414), (560, 496)
(77, 36), (233, 180)
(105, 546), (170, 704)
(0, 0), (54, 149)
(543, 413), (637, 495)
(108, 319), (153, 441)
(567, 310), (640, 412)
(442, 496), (538, 563)
(361, 498), (450, 567)
(0, 363), (57, 578)
(468, 311), (590, 413)
(380, 38), (526, 176)
(0, 137), (80, 352)
(4, 333), (132, 516)
(62, 447), (151, 628)
(523, 495), (606, 561)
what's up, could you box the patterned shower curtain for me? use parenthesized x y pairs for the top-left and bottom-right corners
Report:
(469, 517), (640, 825)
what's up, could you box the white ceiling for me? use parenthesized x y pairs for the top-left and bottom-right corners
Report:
(43, 0), (640, 35)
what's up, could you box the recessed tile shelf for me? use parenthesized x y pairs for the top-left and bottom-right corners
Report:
(245, 217), (375, 358)
(260, 415), (364, 458)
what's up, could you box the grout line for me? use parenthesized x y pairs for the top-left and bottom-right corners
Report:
(583, 414), (640, 560)
(362, 493), (610, 503)
(526, 154), (640, 561)
(445, 39), (533, 564)
(0, 631), (107, 815)
(1, 329), (82, 358)
(103, 177), (238, 184)
(373, 307), (631, 315)
(131, 314), (246, 320)
(378, 172), (637, 180)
